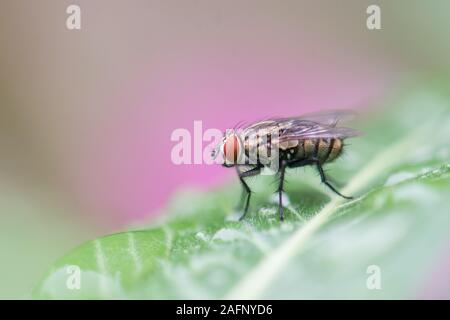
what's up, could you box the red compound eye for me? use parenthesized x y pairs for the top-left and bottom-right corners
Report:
(223, 135), (240, 164)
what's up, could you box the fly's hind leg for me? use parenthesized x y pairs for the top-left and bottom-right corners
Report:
(277, 161), (288, 221)
(236, 166), (261, 220)
(316, 162), (353, 200)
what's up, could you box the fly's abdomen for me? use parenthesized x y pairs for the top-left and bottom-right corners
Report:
(325, 138), (343, 162)
(301, 138), (343, 163)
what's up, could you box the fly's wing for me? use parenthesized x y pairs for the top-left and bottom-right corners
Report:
(244, 110), (360, 139)
(244, 110), (356, 132)
(278, 119), (362, 142)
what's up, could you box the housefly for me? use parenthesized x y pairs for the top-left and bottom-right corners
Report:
(212, 110), (361, 221)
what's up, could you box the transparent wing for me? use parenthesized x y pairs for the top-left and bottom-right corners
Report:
(242, 110), (361, 141)
(244, 110), (357, 131)
(278, 119), (362, 141)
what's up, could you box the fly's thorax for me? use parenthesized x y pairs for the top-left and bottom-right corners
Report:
(243, 132), (258, 165)
(242, 128), (280, 170)
(278, 139), (300, 161)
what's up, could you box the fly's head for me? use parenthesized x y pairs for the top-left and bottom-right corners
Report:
(211, 130), (244, 168)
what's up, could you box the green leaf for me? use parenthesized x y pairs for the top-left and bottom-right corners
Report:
(33, 82), (450, 299)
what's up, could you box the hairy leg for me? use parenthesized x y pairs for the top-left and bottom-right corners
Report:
(277, 161), (288, 221)
(236, 166), (261, 220)
(316, 162), (353, 199)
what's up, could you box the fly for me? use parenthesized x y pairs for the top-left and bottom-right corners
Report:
(211, 110), (362, 221)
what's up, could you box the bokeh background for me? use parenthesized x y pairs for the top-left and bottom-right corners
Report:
(1, 0), (450, 298)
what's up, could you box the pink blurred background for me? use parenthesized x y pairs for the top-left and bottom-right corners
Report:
(1, 0), (450, 298)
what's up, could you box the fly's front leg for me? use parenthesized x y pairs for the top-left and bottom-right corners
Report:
(236, 166), (261, 220)
(316, 162), (353, 200)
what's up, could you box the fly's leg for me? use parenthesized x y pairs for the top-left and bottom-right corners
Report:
(235, 167), (259, 211)
(277, 161), (288, 221)
(236, 166), (261, 220)
(238, 176), (251, 221)
(316, 162), (353, 200)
